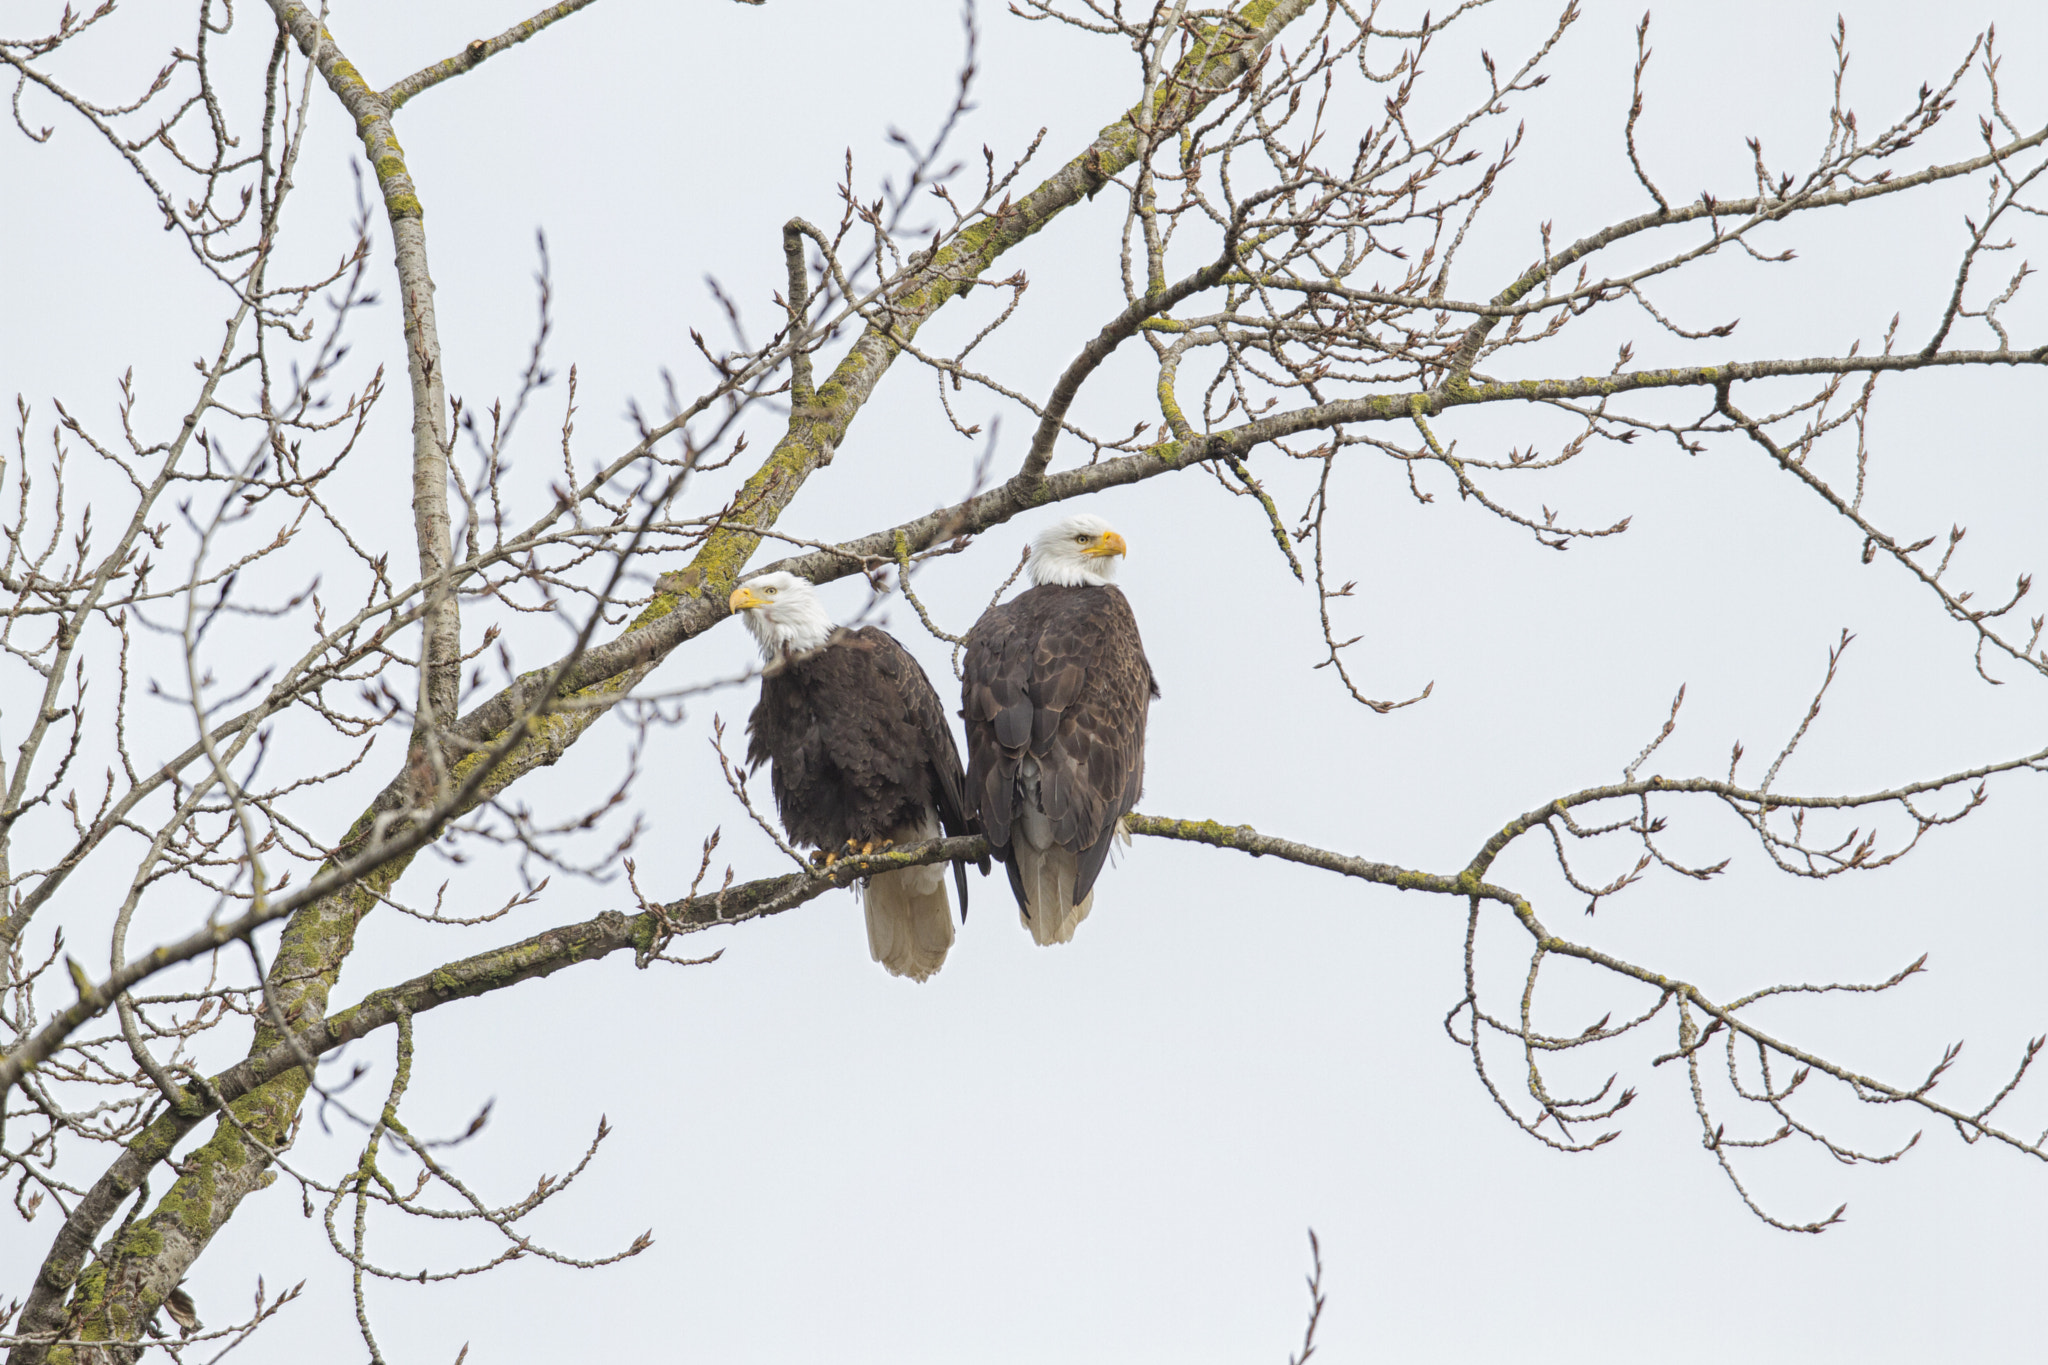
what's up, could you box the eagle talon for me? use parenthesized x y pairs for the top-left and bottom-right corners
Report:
(860, 840), (877, 855)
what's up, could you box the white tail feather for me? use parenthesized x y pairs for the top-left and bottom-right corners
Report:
(860, 816), (954, 981)
(1014, 842), (1093, 946)
(1010, 756), (1103, 945)
(862, 866), (954, 981)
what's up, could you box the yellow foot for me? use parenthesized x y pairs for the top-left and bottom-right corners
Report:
(809, 849), (830, 866)
(820, 850), (839, 868)
(878, 839), (895, 850)
(860, 840), (877, 855)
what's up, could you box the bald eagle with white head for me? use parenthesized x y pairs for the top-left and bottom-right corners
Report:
(729, 572), (981, 982)
(962, 512), (1158, 945)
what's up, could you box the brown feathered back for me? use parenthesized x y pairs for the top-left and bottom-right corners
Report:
(961, 583), (1158, 915)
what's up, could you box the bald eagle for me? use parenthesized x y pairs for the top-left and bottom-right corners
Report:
(962, 513), (1158, 944)
(730, 572), (980, 982)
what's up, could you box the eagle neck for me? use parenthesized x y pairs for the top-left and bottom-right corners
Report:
(1026, 554), (1118, 589)
(746, 612), (834, 662)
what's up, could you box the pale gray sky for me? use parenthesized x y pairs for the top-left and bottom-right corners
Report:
(4, 2), (2046, 1360)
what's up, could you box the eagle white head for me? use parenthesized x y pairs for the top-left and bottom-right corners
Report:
(729, 571), (834, 659)
(1028, 512), (1128, 588)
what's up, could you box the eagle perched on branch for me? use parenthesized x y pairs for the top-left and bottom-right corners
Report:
(963, 513), (1159, 944)
(729, 573), (981, 981)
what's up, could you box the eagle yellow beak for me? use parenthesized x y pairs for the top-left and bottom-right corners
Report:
(1084, 530), (1129, 559)
(728, 585), (766, 612)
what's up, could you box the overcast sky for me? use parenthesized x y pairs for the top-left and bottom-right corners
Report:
(5, 1), (2047, 1361)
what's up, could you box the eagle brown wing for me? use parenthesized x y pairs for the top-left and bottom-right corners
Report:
(850, 626), (986, 903)
(962, 583), (1157, 907)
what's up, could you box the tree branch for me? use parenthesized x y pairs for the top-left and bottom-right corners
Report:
(1441, 117), (2048, 380)
(1014, 248), (1242, 485)
(381, 0), (603, 111)
(271, 1), (462, 738)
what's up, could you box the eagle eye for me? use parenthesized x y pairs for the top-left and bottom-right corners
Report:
(1074, 532), (1090, 543)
